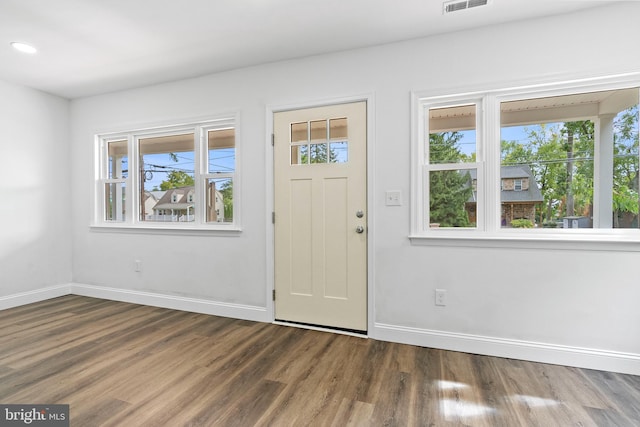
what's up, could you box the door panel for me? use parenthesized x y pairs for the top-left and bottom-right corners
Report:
(274, 101), (367, 331)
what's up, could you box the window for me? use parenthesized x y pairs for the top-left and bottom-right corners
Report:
(413, 77), (639, 238)
(95, 117), (238, 229)
(514, 179), (523, 192)
(423, 102), (482, 229)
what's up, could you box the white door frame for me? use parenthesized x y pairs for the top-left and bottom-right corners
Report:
(265, 93), (376, 335)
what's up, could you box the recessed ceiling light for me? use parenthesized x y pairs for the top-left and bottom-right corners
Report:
(10, 42), (37, 54)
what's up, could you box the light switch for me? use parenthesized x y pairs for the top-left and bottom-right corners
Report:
(385, 190), (402, 206)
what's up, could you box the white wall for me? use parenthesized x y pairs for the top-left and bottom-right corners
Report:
(70, 3), (640, 372)
(0, 79), (72, 302)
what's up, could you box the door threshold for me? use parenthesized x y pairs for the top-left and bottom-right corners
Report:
(274, 319), (368, 338)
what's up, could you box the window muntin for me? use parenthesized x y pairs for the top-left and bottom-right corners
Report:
(425, 103), (481, 229)
(415, 80), (639, 237)
(96, 118), (237, 228)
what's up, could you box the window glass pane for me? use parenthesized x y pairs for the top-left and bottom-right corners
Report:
(104, 182), (125, 222)
(500, 122), (594, 229)
(291, 144), (309, 165)
(330, 142), (348, 163)
(310, 143), (328, 164)
(139, 133), (194, 222)
(501, 88), (639, 229)
(429, 169), (475, 228)
(206, 177), (232, 223)
(208, 128), (235, 174)
(330, 118), (348, 139)
(107, 140), (127, 179)
(291, 122), (307, 143)
(310, 120), (327, 141)
(429, 105), (476, 164)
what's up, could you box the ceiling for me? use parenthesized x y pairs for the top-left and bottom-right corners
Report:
(0, 0), (613, 99)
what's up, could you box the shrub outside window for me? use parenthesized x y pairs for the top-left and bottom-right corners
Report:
(96, 117), (237, 229)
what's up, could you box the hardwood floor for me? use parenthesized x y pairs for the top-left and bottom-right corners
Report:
(0, 296), (638, 426)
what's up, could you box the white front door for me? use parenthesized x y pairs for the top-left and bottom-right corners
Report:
(274, 101), (367, 332)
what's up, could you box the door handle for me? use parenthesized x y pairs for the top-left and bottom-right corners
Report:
(356, 210), (364, 218)
(356, 226), (365, 234)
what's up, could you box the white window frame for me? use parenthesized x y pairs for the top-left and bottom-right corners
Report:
(411, 73), (640, 248)
(514, 179), (523, 192)
(413, 95), (486, 234)
(93, 115), (240, 232)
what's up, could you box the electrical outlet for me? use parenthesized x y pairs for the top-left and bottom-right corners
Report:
(435, 289), (447, 306)
(135, 260), (142, 272)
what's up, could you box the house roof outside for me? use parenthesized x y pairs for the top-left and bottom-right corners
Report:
(153, 186), (194, 211)
(149, 190), (166, 201)
(501, 165), (544, 203)
(467, 165), (544, 203)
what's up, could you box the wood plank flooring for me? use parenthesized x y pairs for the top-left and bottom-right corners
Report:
(0, 295), (638, 426)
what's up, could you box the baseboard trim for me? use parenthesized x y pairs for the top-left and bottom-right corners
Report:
(3, 286), (638, 375)
(70, 283), (269, 323)
(0, 284), (72, 310)
(373, 322), (640, 376)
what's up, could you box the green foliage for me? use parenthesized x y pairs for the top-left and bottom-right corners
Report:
(301, 143), (337, 164)
(613, 105), (639, 218)
(511, 219), (534, 228)
(429, 132), (473, 227)
(219, 180), (233, 220)
(159, 170), (194, 190)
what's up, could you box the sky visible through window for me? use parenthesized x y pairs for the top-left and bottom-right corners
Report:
(456, 125), (565, 158)
(138, 148), (235, 191)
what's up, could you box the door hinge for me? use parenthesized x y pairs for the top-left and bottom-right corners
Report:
(272, 211), (275, 224)
(272, 289), (276, 301)
(271, 133), (275, 146)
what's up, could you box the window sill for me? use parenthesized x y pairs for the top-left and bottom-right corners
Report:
(90, 223), (242, 236)
(409, 230), (640, 251)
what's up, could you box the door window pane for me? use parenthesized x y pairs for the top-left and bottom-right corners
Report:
(330, 142), (348, 163)
(310, 143), (328, 164)
(310, 120), (327, 140)
(330, 118), (348, 139)
(291, 144), (309, 165)
(291, 122), (307, 143)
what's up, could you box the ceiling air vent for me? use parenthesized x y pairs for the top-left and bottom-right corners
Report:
(443, 0), (489, 14)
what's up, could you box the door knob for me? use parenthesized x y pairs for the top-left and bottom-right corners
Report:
(356, 210), (364, 218)
(356, 226), (365, 234)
